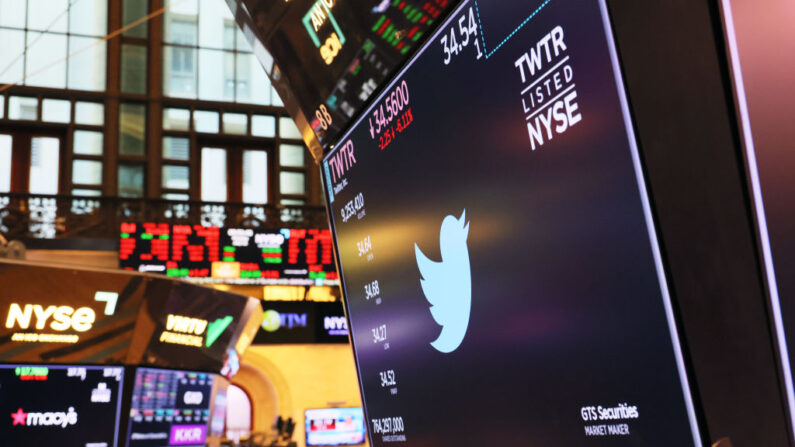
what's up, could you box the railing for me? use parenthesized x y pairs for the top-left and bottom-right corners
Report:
(0, 193), (329, 240)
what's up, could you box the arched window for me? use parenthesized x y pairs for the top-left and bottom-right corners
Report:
(226, 384), (252, 441)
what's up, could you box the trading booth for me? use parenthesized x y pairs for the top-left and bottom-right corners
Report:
(0, 260), (263, 447)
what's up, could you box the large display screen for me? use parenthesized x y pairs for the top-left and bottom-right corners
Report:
(305, 407), (366, 446)
(119, 223), (338, 286)
(126, 368), (216, 447)
(254, 301), (349, 345)
(721, 0), (795, 434)
(134, 282), (249, 373)
(0, 261), (145, 364)
(0, 364), (125, 447)
(321, 0), (702, 445)
(228, 0), (455, 153)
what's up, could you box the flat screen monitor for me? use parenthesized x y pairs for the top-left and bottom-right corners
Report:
(125, 368), (215, 447)
(119, 223), (338, 286)
(0, 364), (125, 447)
(305, 407), (366, 446)
(320, 0), (703, 445)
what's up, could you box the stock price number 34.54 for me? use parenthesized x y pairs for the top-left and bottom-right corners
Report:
(440, 6), (482, 65)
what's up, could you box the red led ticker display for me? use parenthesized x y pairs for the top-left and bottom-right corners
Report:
(119, 223), (338, 285)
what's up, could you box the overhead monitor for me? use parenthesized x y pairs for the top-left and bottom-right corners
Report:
(321, 0), (703, 445)
(227, 0), (456, 156)
(254, 301), (349, 344)
(305, 407), (366, 446)
(119, 223), (338, 286)
(125, 368), (218, 447)
(0, 364), (125, 447)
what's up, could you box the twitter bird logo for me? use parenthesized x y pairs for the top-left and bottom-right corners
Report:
(415, 210), (471, 354)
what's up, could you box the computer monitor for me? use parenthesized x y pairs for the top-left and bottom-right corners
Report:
(125, 367), (216, 447)
(305, 407), (366, 446)
(0, 364), (125, 447)
(320, 0), (703, 445)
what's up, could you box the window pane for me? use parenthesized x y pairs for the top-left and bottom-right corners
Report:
(280, 198), (305, 205)
(29, 137), (60, 194)
(164, 0), (198, 44)
(272, 86), (284, 107)
(0, 135), (11, 192)
(121, 44), (147, 94)
(72, 159), (102, 185)
(243, 150), (267, 204)
(236, 53), (271, 105)
(279, 172), (305, 195)
(279, 144), (305, 167)
(68, 37), (107, 91)
(69, 0), (107, 37)
(42, 99), (71, 123)
(120, 103), (146, 156)
(0, 0), (25, 27)
(163, 137), (190, 160)
(73, 130), (103, 155)
(194, 110), (219, 133)
(251, 115), (275, 137)
(198, 0), (234, 49)
(163, 192), (189, 201)
(9, 96), (38, 120)
(163, 45), (197, 98)
(27, 0), (68, 32)
(162, 165), (189, 189)
(119, 164), (144, 197)
(279, 117), (301, 139)
(201, 147), (226, 202)
(198, 49), (233, 101)
(235, 28), (251, 52)
(75, 102), (104, 125)
(72, 188), (101, 196)
(0, 29), (24, 83)
(25, 32), (67, 88)
(226, 385), (252, 440)
(122, 0), (148, 38)
(223, 113), (247, 134)
(163, 108), (190, 130)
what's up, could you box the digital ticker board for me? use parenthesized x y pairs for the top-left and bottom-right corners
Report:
(321, 0), (703, 445)
(119, 223), (338, 285)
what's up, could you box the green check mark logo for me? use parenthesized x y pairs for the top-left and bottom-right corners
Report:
(205, 316), (234, 347)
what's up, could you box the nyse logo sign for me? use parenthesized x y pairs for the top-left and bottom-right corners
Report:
(5, 291), (119, 344)
(323, 316), (349, 336)
(6, 304), (95, 332)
